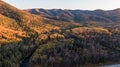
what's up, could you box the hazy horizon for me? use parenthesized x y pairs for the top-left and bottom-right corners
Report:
(3, 0), (120, 10)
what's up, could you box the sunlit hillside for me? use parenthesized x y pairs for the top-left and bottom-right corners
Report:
(0, 0), (120, 67)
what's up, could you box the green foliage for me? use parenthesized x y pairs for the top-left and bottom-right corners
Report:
(0, 41), (35, 67)
(31, 39), (74, 66)
(30, 27), (120, 67)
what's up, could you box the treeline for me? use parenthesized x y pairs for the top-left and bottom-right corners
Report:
(0, 32), (38, 67)
(0, 43), (32, 67)
(30, 27), (120, 67)
(1, 26), (120, 67)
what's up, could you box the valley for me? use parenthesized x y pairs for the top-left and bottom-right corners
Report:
(0, 1), (120, 67)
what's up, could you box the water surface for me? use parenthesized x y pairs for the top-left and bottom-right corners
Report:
(100, 64), (120, 67)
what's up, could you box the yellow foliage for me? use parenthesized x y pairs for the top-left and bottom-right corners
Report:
(0, 26), (27, 44)
(38, 34), (48, 41)
(50, 33), (65, 40)
(72, 27), (111, 35)
(32, 24), (60, 34)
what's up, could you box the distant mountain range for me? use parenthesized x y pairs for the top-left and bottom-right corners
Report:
(25, 8), (120, 23)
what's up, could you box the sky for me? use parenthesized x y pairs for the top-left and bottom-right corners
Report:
(3, 0), (120, 10)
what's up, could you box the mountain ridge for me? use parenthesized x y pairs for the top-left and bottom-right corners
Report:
(25, 8), (120, 23)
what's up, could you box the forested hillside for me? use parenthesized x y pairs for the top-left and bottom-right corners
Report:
(0, 1), (60, 67)
(0, 1), (120, 67)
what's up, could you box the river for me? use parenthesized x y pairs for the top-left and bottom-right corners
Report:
(99, 64), (120, 67)
(20, 58), (30, 67)
(20, 45), (38, 67)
